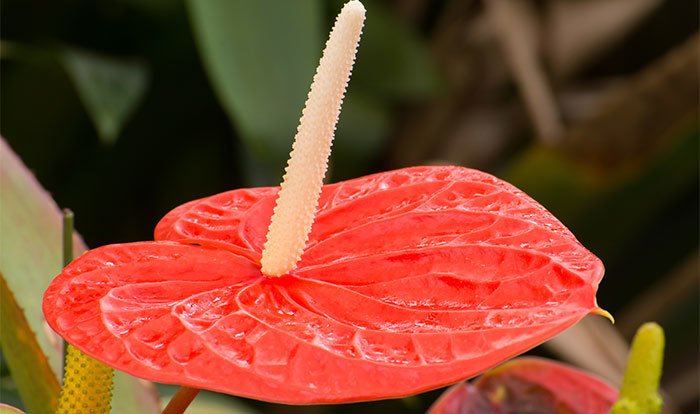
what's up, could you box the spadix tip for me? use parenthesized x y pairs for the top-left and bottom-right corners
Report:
(344, 1), (366, 16)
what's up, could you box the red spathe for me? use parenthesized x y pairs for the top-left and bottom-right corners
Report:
(43, 166), (604, 404)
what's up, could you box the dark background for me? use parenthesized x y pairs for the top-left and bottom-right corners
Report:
(2, 0), (698, 413)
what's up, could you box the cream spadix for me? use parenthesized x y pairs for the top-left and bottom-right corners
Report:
(260, 1), (365, 277)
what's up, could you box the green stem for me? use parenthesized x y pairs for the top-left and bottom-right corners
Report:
(62, 209), (74, 267)
(61, 209), (74, 379)
(56, 208), (115, 414)
(610, 322), (665, 414)
(162, 387), (201, 414)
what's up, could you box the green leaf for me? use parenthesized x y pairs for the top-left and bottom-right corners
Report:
(0, 274), (59, 414)
(351, 0), (441, 100)
(187, 0), (322, 170)
(0, 137), (71, 380)
(332, 91), (391, 180)
(0, 137), (160, 414)
(60, 48), (148, 145)
(111, 373), (160, 414)
(0, 373), (25, 411)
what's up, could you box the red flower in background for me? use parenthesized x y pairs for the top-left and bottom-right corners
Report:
(43, 166), (605, 404)
(428, 357), (618, 414)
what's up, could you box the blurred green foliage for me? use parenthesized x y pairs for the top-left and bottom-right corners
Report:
(187, 0), (322, 173)
(1, 0), (697, 413)
(61, 47), (148, 144)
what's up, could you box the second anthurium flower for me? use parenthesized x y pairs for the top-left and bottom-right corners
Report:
(428, 357), (619, 414)
(43, 0), (607, 406)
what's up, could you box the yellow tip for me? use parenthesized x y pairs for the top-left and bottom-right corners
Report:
(590, 307), (615, 324)
(260, 1), (365, 277)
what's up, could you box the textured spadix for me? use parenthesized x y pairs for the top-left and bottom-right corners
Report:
(56, 345), (114, 414)
(260, 0), (365, 277)
(43, 166), (606, 404)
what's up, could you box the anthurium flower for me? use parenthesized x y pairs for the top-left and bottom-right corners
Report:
(42, 0), (606, 406)
(427, 357), (618, 414)
(44, 165), (605, 404)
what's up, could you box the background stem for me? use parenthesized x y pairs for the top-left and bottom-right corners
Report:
(162, 387), (201, 414)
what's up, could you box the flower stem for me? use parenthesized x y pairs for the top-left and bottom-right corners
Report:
(56, 208), (115, 414)
(61, 208), (73, 375)
(162, 387), (201, 414)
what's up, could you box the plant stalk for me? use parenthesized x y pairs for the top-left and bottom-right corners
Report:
(61, 208), (73, 375)
(162, 387), (201, 414)
(56, 208), (115, 414)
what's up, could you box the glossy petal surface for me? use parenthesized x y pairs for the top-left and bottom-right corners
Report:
(428, 357), (618, 414)
(44, 166), (605, 404)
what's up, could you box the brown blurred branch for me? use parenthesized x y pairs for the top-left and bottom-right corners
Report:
(561, 34), (700, 169)
(389, 0), (483, 167)
(546, 0), (664, 78)
(485, 0), (563, 144)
